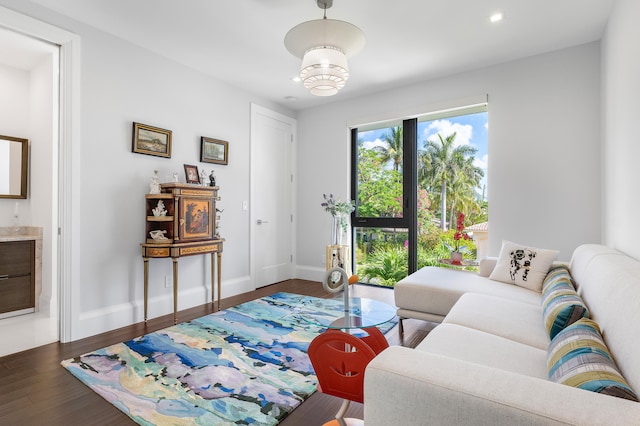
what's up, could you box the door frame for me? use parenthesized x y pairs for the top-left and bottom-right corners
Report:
(0, 6), (82, 342)
(249, 103), (297, 289)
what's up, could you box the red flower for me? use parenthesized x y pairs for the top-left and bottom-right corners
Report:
(453, 212), (469, 251)
(456, 212), (466, 232)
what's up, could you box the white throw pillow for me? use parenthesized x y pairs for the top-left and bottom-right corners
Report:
(489, 240), (559, 292)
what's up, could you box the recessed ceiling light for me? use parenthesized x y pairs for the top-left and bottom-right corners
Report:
(490, 12), (504, 23)
(291, 76), (301, 83)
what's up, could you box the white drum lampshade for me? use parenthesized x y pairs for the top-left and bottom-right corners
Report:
(300, 46), (349, 96)
(284, 15), (365, 96)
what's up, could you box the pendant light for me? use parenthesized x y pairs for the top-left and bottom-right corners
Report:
(284, 0), (365, 96)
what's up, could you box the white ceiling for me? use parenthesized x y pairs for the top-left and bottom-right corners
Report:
(5, 0), (616, 111)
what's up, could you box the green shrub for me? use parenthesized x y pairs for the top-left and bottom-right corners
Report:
(355, 229), (479, 286)
(358, 245), (408, 287)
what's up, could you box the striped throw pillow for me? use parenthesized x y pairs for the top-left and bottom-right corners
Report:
(541, 266), (589, 339)
(548, 318), (638, 401)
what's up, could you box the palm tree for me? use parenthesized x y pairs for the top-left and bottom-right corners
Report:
(419, 132), (481, 230)
(377, 126), (403, 172)
(447, 164), (483, 229)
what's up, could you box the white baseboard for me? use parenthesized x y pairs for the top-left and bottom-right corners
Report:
(295, 265), (325, 282)
(75, 275), (253, 340)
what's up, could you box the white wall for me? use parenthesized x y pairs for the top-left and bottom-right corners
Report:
(0, 64), (29, 135)
(72, 25), (295, 338)
(296, 42), (602, 280)
(0, 1), (296, 340)
(602, 0), (640, 260)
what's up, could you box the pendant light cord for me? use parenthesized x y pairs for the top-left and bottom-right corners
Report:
(316, 0), (333, 19)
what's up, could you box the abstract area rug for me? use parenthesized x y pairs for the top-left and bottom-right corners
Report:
(61, 292), (396, 425)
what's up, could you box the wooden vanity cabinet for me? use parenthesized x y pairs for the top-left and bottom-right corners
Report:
(0, 240), (35, 314)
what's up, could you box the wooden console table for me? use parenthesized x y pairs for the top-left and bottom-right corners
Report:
(141, 183), (223, 324)
(142, 239), (223, 324)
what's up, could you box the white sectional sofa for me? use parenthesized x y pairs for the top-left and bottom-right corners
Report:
(364, 244), (640, 425)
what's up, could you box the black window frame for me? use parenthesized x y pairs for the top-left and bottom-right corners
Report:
(350, 118), (418, 276)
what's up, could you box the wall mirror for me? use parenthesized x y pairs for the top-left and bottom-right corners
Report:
(0, 135), (29, 199)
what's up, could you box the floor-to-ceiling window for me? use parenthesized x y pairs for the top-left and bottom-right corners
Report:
(351, 119), (413, 286)
(351, 104), (488, 286)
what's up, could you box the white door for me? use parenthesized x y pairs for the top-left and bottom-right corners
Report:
(251, 104), (295, 288)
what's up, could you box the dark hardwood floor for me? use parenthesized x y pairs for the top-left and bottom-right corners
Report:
(0, 279), (435, 425)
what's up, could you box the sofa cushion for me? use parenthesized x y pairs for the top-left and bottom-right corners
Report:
(490, 240), (559, 292)
(444, 293), (549, 350)
(541, 266), (590, 339)
(568, 244), (640, 393)
(418, 323), (548, 379)
(478, 256), (498, 277)
(548, 318), (638, 401)
(394, 266), (541, 322)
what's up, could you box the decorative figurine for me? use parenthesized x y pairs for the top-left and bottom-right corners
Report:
(149, 170), (160, 194)
(209, 170), (216, 186)
(215, 207), (223, 238)
(149, 230), (169, 240)
(173, 172), (179, 183)
(152, 200), (167, 216)
(200, 169), (208, 186)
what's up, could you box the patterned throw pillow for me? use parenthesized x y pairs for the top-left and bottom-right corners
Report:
(548, 318), (638, 401)
(541, 266), (589, 339)
(489, 240), (559, 292)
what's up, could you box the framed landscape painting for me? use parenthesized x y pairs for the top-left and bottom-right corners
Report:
(200, 137), (228, 165)
(132, 122), (172, 158)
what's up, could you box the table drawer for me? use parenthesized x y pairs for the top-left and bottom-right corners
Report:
(0, 240), (34, 276)
(0, 275), (35, 314)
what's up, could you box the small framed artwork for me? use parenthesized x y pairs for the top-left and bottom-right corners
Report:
(179, 197), (213, 241)
(132, 122), (172, 158)
(184, 164), (200, 184)
(200, 137), (229, 165)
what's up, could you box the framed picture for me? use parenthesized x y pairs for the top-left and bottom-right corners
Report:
(184, 164), (200, 184)
(179, 197), (213, 241)
(200, 137), (229, 165)
(132, 122), (172, 158)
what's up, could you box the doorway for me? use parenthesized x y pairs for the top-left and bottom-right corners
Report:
(0, 27), (59, 356)
(0, 7), (80, 353)
(250, 104), (296, 288)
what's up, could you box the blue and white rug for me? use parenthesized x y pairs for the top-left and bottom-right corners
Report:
(61, 292), (396, 425)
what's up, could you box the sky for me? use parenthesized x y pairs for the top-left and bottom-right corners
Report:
(358, 111), (489, 199)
